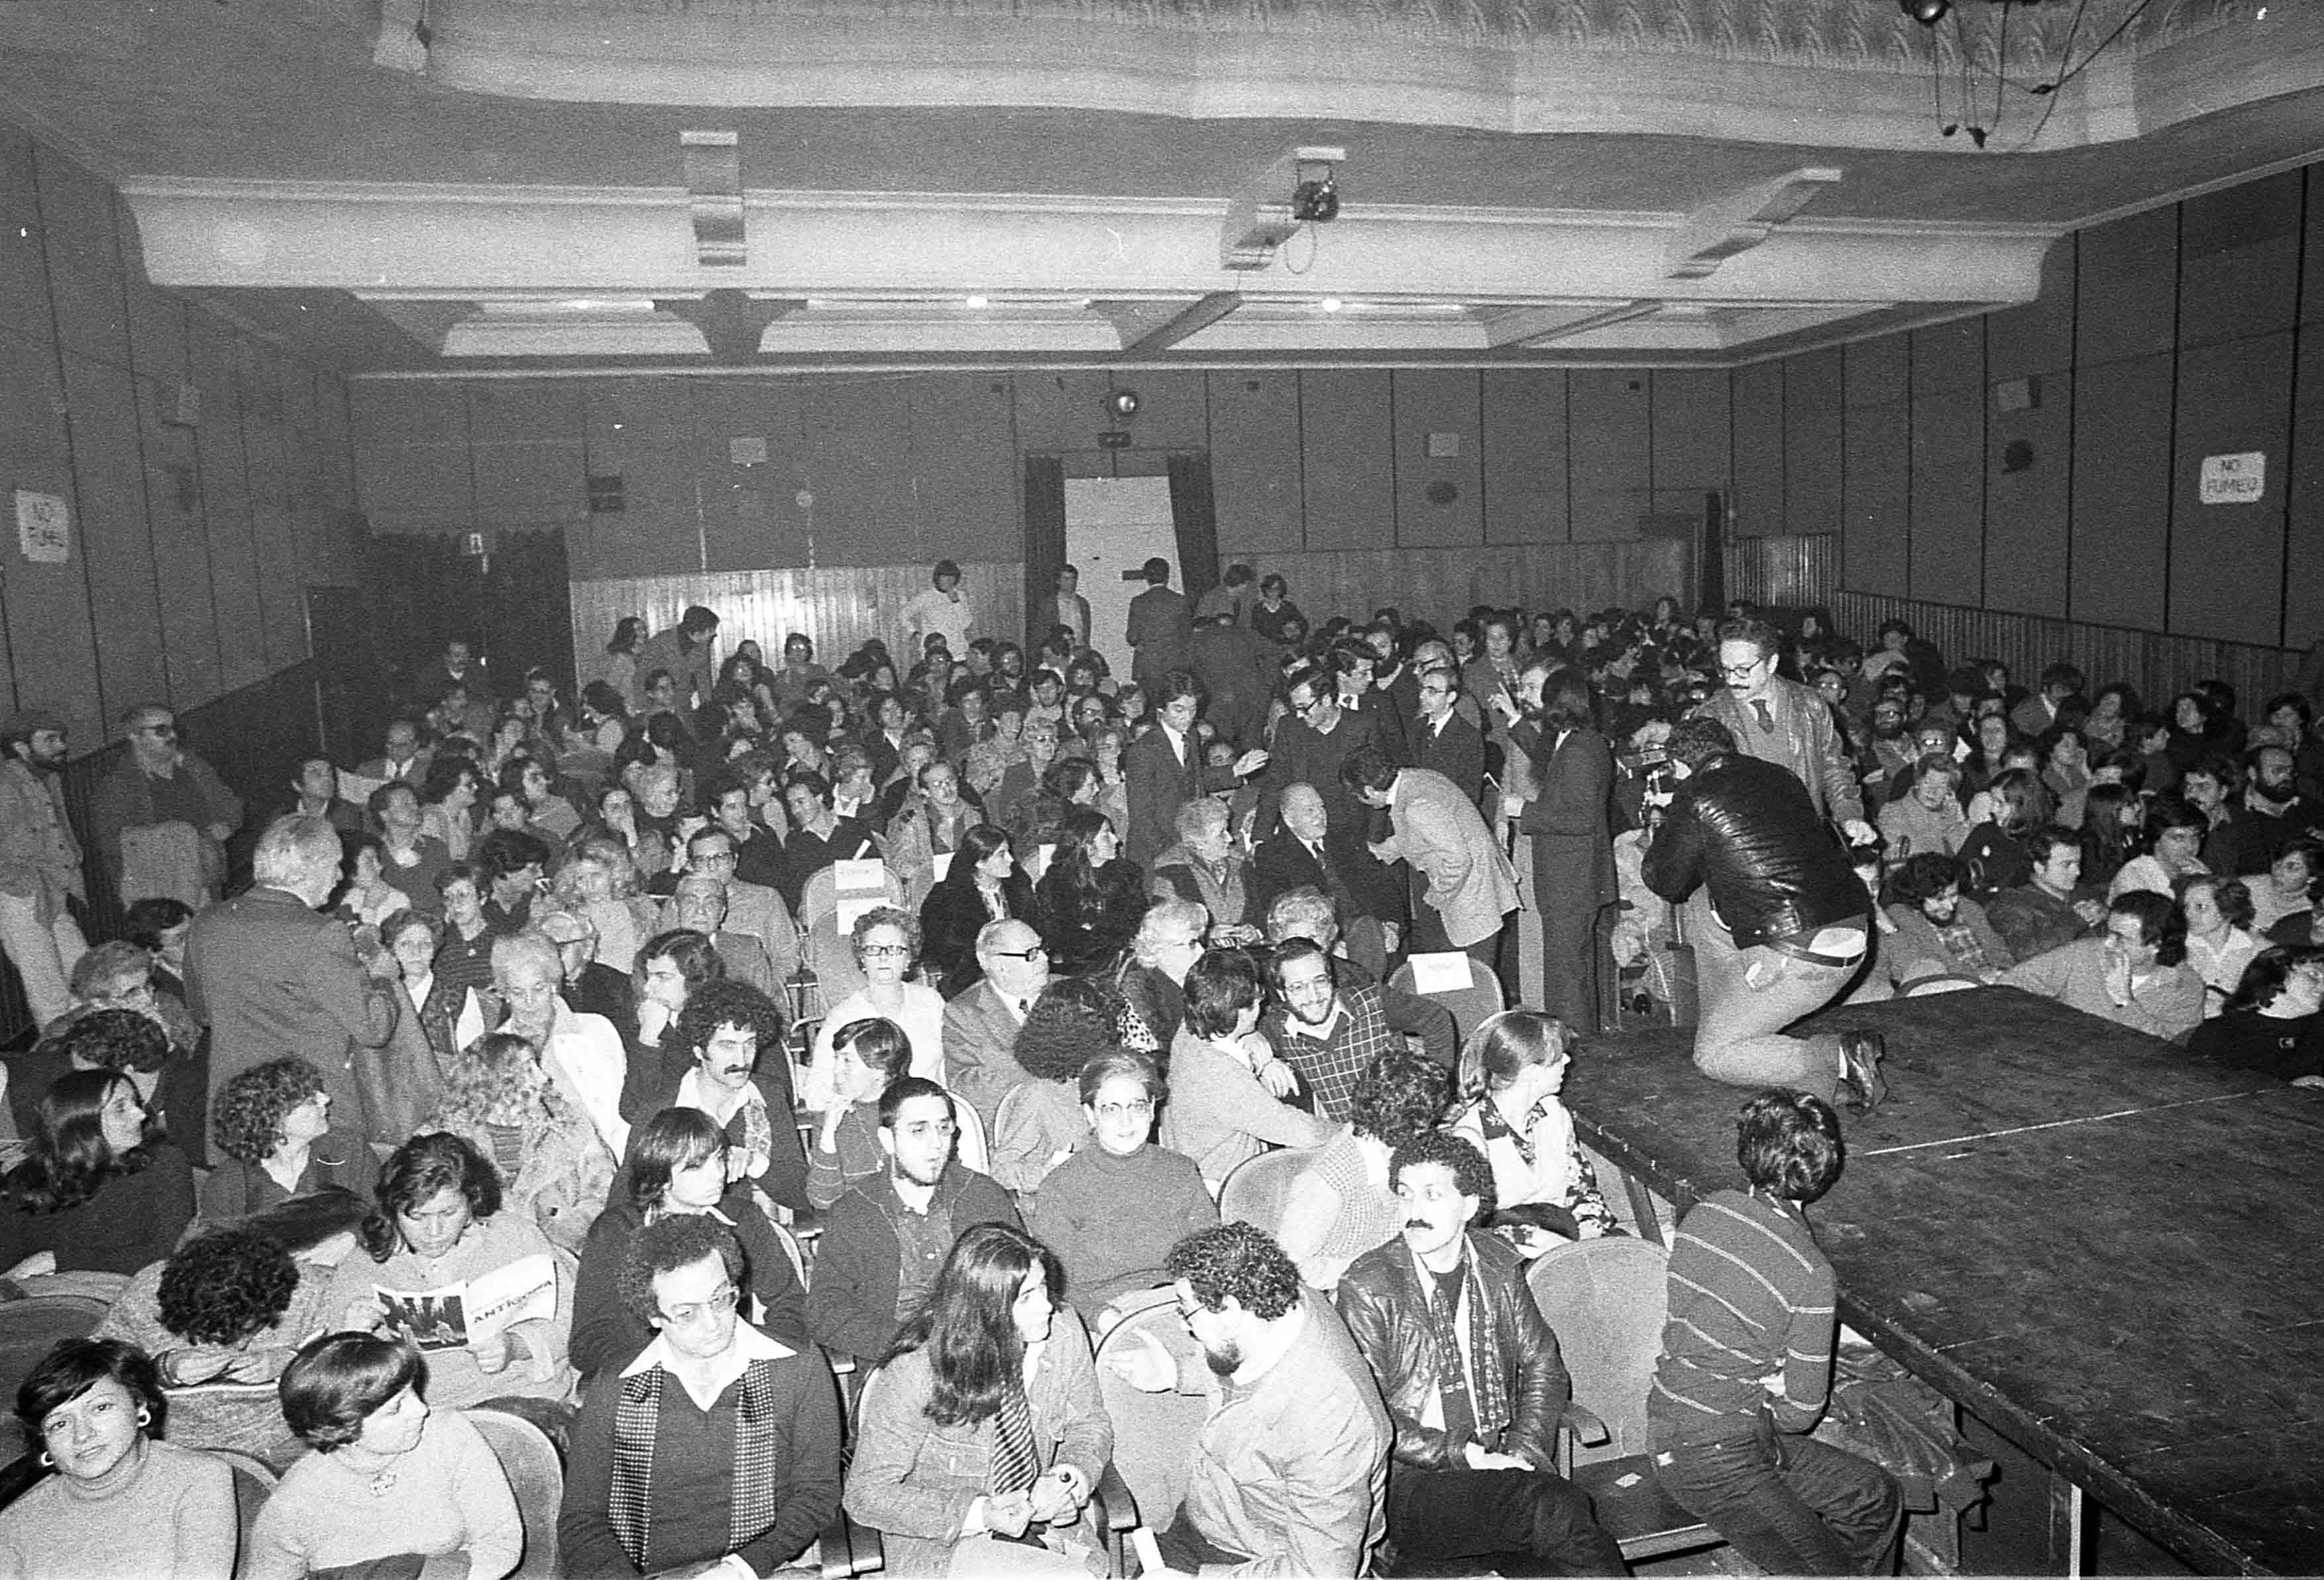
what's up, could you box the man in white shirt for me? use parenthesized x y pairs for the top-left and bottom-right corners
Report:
(901, 559), (976, 662)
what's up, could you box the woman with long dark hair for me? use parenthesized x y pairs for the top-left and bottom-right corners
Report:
(1034, 808), (1147, 976)
(602, 615), (646, 704)
(920, 825), (1034, 995)
(844, 1224), (1111, 1577)
(0, 1069), (192, 1278)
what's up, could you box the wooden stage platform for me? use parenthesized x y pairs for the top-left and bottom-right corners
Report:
(1571, 987), (2324, 1577)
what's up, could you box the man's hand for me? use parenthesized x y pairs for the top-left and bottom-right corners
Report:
(2101, 945), (2133, 1006)
(1231, 749), (1269, 778)
(2294, 1075), (2324, 1090)
(1368, 841), (1392, 863)
(983, 1489), (1036, 1538)
(1105, 1330), (1174, 1393)
(2072, 899), (2108, 925)
(1381, 922), (1402, 954)
(1840, 817), (1878, 847)
(205, 821), (235, 844)
(468, 1330), (514, 1375)
(1257, 1058), (1298, 1099)
(1027, 1469), (1081, 1525)
(1462, 1443), (1535, 1472)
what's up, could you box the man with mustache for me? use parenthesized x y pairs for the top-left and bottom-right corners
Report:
(619, 977), (807, 1212)
(1336, 1132), (1628, 1575)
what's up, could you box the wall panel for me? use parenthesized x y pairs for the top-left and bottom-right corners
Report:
(2168, 334), (2293, 645)
(701, 380), (808, 572)
(0, 129), (50, 348)
(1844, 335), (1908, 410)
(1730, 360), (1784, 537)
(140, 394), (225, 708)
(1208, 372), (1304, 551)
(243, 415), (309, 670)
(1651, 370), (1730, 492)
(1983, 392), (2069, 618)
(1840, 398), (1909, 598)
(60, 355), (168, 713)
(0, 327), (101, 735)
(1908, 385), (1982, 606)
(801, 378), (918, 566)
(467, 383), (584, 531)
(2176, 172), (2301, 351)
(1481, 370), (1566, 545)
(33, 150), (128, 370)
(1568, 370), (1650, 541)
(2069, 353), (2172, 632)
(189, 315), (267, 693)
(2075, 207), (2178, 368)
(1298, 371), (1396, 551)
(1392, 369), (1483, 548)
(908, 375), (1019, 564)
(1781, 348), (1842, 539)
(1986, 238), (2075, 381)
(2288, 327), (2324, 649)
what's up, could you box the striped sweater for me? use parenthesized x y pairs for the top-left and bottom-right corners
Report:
(1647, 1188), (1836, 1446)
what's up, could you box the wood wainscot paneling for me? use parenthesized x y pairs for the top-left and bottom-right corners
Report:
(1213, 541), (1688, 628)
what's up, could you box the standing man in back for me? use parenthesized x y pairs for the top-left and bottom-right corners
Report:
(1125, 558), (1195, 688)
(91, 704), (244, 909)
(901, 559), (977, 664)
(0, 710), (86, 1026)
(632, 605), (722, 715)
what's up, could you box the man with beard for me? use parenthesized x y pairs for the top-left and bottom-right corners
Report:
(1262, 937), (1457, 1119)
(624, 976), (806, 1212)
(1855, 695), (1916, 807)
(1113, 1222), (1390, 1577)
(1336, 1132), (1628, 1575)
(804, 1077), (1019, 1364)
(0, 710), (87, 1026)
(2242, 743), (2324, 857)
(91, 703), (244, 906)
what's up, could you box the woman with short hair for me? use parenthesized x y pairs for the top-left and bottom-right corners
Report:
(1156, 949), (1332, 1191)
(2189, 947), (2324, 1082)
(245, 1332), (522, 1580)
(2178, 873), (2262, 1020)
(320, 1131), (575, 1408)
(844, 1224), (1112, 1577)
(200, 1056), (380, 1222)
(802, 908), (946, 1115)
(0, 1338), (235, 1580)
(0, 1070), (192, 1279)
(806, 1018), (914, 1213)
(1447, 1010), (1616, 1244)
(1146, 797), (1254, 933)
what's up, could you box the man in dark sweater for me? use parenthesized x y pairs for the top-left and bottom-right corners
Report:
(802, 1078), (1020, 1363)
(1984, 825), (2105, 964)
(560, 1215), (841, 1579)
(772, 773), (876, 917)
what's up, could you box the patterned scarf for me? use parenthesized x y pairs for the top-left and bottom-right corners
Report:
(987, 1385), (1042, 1496)
(610, 1359), (785, 1571)
(1420, 1245), (1513, 1451)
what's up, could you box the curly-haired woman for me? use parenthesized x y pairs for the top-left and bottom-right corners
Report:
(0, 1069), (193, 1279)
(320, 1132), (575, 1409)
(987, 979), (1122, 1200)
(198, 1056), (380, 1222)
(1275, 1043), (1449, 1291)
(425, 1030), (616, 1255)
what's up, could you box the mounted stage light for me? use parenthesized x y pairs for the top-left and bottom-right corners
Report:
(1899, 0), (1949, 23)
(1101, 389), (1140, 420)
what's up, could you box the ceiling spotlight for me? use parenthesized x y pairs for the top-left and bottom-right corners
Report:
(1101, 389), (1140, 419)
(1899, 0), (1949, 23)
(1291, 173), (1340, 225)
(1319, 298), (1345, 313)
(964, 295), (989, 308)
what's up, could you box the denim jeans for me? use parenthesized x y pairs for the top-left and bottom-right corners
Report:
(1684, 892), (1857, 1103)
(1651, 1413), (1901, 1576)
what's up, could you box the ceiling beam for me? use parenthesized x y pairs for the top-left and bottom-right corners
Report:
(1496, 300), (1661, 347)
(1665, 167), (1843, 280)
(1111, 291), (1245, 352)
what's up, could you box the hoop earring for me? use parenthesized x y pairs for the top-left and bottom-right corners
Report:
(136, 1410), (151, 1427)
(36, 1451), (50, 1468)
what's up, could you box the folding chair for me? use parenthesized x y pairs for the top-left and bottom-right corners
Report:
(1215, 1145), (1324, 1239)
(1388, 952), (1506, 1044)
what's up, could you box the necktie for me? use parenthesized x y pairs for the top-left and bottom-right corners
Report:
(988, 1387), (1041, 1496)
(1752, 699), (1775, 731)
(1430, 1271), (1477, 1450)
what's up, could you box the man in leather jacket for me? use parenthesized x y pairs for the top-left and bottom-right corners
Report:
(1641, 718), (1887, 1110)
(1336, 1132), (1629, 1576)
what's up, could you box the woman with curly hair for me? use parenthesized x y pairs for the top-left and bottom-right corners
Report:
(844, 1224), (1111, 1579)
(1034, 808), (1148, 976)
(321, 1131), (575, 1408)
(0, 1069), (192, 1279)
(245, 1332), (522, 1580)
(987, 979), (1125, 1200)
(569, 1106), (809, 1378)
(417, 755), (482, 864)
(425, 1030), (615, 1255)
(1958, 765), (2052, 902)
(199, 1057), (380, 1222)
(802, 908), (946, 1114)
(2178, 872), (2261, 1020)
(1274, 1043), (1449, 1291)
(0, 1338), (237, 1580)
(93, 1193), (369, 1467)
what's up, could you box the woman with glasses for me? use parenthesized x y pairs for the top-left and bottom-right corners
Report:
(1026, 1051), (1217, 1322)
(801, 908), (946, 1115)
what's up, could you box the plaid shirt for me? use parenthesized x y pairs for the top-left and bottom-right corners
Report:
(1936, 917), (1995, 974)
(1264, 982), (1405, 1122)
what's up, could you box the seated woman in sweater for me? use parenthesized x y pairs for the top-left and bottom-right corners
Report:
(199, 1057), (381, 1223)
(1155, 949), (1336, 1193)
(1026, 1050), (1218, 1323)
(806, 1016), (912, 1213)
(424, 1030), (615, 1255)
(0, 1338), (235, 1580)
(321, 1132), (575, 1410)
(570, 1106), (808, 1379)
(1446, 1010), (1616, 1247)
(2188, 947), (2324, 1084)
(0, 1071), (194, 1281)
(1873, 753), (1969, 860)
(93, 1194), (368, 1469)
(244, 1332), (522, 1580)
(1146, 798), (1258, 937)
(844, 1224), (1112, 1579)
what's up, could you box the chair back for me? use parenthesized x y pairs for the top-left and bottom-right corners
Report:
(203, 1447), (277, 1569)
(465, 1407), (565, 1580)
(1388, 953), (1506, 1043)
(1216, 1145), (1323, 1239)
(950, 1093), (991, 1175)
(1526, 1236), (1671, 1464)
(1091, 1299), (1210, 1536)
(0, 1293), (114, 1414)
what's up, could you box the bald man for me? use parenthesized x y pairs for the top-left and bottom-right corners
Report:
(939, 919), (1052, 1130)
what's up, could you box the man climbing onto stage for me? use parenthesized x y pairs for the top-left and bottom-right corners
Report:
(1641, 717), (1888, 1112)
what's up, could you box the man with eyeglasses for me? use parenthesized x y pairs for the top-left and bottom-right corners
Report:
(942, 918), (1053, 1131)
(1260, 663), (1408, 929)
(91, 704), (244, 907)
(666, 874), (779, 999)
(675, 825), (799, 977)
(804, 1077), (1020, 1364)
(1691, 619), (1871, 844)
(561, 1214), (842, 1580)
(0, 709), (87, 1026)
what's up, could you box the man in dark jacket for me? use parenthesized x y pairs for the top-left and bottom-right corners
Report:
(802, 1077), (1020, 1363)
(1125, 558), (1194, 688)
(1336, 1132), (1628, 1575)
(1641, 718), (1885, 1110)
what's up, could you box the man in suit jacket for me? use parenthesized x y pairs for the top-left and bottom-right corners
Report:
(1188, 614), (1281, 753)
(1693, 618), (1871, 841)
(939, 918), (1052, 1131)
(1125, 557), (1194, 687)
(354, 717), (433, 788)
(665, 875), (781, 998)
(1251, 783), (1374, 928)
(1409, 668), (1485, 806)
(1124, 672), (1270, 869)
(1345, 747), (1519, 959)
(184, 814), (398, 1153)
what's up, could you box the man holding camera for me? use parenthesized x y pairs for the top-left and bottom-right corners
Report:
(1641, 719), (1887, 1112)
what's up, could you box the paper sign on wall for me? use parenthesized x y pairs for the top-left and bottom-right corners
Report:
(2199, 452), (2266, 505)
(15, 491), (68, 563)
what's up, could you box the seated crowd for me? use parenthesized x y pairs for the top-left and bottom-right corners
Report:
(0, 572), (2314, 1577)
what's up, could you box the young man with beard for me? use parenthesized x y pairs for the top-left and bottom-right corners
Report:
(803, 1077), (1019, 1365)
(1262, 937), (1458, 1119)
(1855, 696), (1916, 807)
(1336, 1132), (1628, 1576)
(1113, 1222), (1390, 1577)
(0, 710), (87, 1026)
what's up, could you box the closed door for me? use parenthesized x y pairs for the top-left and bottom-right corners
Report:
(1064, 476), (1174, 682)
